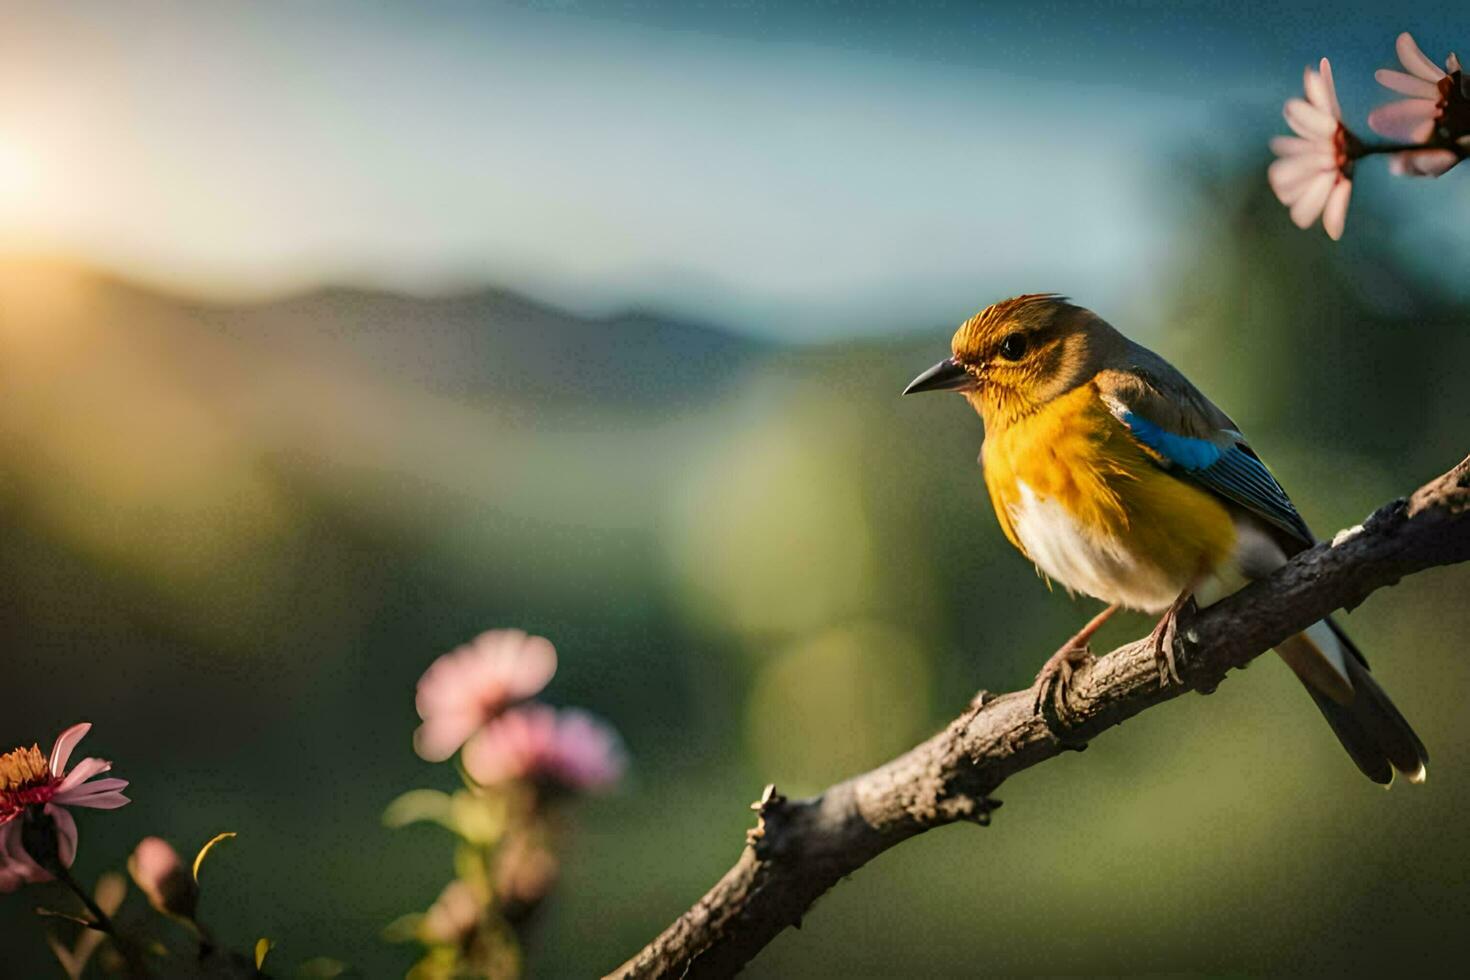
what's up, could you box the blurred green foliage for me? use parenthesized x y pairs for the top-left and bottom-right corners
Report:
(2, 166), (1468, 977)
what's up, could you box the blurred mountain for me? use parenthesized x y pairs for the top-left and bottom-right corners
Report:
(0, 259), (765, 422)
(0, 257), (772, 573)
(181, 282), (767, 417)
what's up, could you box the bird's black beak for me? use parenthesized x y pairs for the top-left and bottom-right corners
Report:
(902, 357), (974, 395)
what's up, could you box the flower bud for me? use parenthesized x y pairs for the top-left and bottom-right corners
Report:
(495, 834), (559, 921)
(128, 837), (199, 920)
(420, 879), (480, 946)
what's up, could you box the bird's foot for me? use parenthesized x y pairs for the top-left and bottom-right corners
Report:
(1032, 641), (1096, 726)
(1148, 593), (1194, 688)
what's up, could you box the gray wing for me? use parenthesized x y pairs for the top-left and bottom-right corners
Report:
(1097, 346), (1315, 549)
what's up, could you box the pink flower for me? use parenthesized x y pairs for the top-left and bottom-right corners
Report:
(413, 629), (558, 762)
(1388, 149), (1460, 176)
(0, 723), (130, 892)
(1370, 32), (1467, 178)
(462, 704), (625, 793)
(1269, 58), (1354, 240)
(128, 836), (199, 919)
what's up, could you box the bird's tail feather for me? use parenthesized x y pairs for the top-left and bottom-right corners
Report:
(1277, 618), (1427, 786)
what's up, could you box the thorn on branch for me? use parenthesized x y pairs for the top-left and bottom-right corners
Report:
(745, 783), (787, 852)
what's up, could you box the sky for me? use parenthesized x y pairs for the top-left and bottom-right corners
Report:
(0, 1), (1465, 338)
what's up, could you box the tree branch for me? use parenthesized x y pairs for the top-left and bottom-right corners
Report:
(608, 454), (1470, 979)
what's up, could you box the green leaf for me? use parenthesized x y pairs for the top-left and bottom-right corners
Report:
(407, 948), (459, 980)
(382, 789), (453, 829)
(295, 956), (349, 978)
(255, 937), (273, 970)
(382, 913), (424, 944)
(452, 843), (490, 892)
(193, 831), (237, 883)
(448, 790), (507, 845)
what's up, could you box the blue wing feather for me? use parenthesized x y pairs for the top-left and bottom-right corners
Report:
(1119, 412), (1223, 470)
(1119, 411), (1314, 545)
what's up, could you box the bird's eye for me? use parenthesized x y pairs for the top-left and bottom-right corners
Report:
(998, 332), (1028, 361)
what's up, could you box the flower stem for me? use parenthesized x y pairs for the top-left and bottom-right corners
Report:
(1355, 140), (1425, 155)
(1351, 138), (1470, 160)
(56, 864), (152, 979)
(55, 862), (116, 935)
(187, 916), (219, 959)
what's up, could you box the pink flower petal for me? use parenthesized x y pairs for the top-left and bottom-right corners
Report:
(54, 777), (130, 808)
(1321, 179), (1352, 240)
(1269, 179), (1310, 207)
(551, 709), (625, 790)
(1396, 32), (1445, 83)
(1390, 149), (1459, 177)
(1303, 65), (1331, 113)
(1368, 99), (1439, 141)
(463, 705), (554, 785)
(57, 757), (112, 794)
(0, 819), (47, 883)
(1268, 154), (1334, 205)
(46, 805), (78, 867)
(1271, 151), (1336, 177)
(412, 629), (559, 761)
(48, 723), (92, 777)
(64, 791), (131, 810)
(130, 837), (184, 886)
(413, 714), (481, 762)
(1449, 53), (1462, 73)
(1289, 173), (1334, 229)
(1269, 135), (1320, 157)
(1284, 99), (1337, 138)
(1318, 59), (1342, 121)
(462, 704), (625, 791)
(1269, 171), (1319, 207)
(1264, 164), (1299, 207)
(1375, 68), (1441, 99)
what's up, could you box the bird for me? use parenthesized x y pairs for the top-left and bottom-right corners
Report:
(903, 293), (1427, 785)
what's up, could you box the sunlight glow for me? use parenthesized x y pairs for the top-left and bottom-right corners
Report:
(0, 137), (40, 216)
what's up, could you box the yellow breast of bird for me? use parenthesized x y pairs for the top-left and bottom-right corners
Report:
(979, 383), (1237, 613)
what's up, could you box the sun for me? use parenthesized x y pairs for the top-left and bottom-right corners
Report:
(0, 137), (40, 213)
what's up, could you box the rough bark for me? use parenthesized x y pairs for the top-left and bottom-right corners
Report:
(608, 454), (1470, 979)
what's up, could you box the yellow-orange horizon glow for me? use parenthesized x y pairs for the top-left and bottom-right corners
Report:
(0, 135), (44, 221)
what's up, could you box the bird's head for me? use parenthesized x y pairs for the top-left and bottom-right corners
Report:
(903, 294), (1115, 427)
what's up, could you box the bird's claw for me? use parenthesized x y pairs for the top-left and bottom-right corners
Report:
(1032, 642), (1095, 726)
(1149, 599), (1189, 688)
